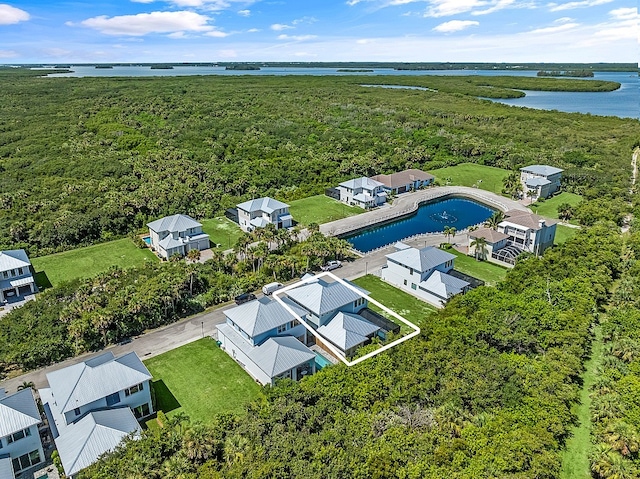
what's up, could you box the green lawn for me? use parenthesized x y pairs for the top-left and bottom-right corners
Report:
(31, 238), (156, 287)
(144, 338), (262, 424)
(555, 225), (580, 245)
(289, 195), (364, 226)
(448, 249), (508, 286)
(353, 275), (437, 328)
(200, 217), (244, 249)
(429, 163), (510, 195)
(531, 192), (582, 219)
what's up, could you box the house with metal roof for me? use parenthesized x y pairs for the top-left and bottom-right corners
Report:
(370, 169), (435, 195)
(40, 351), (153, 478)
(236, 197), (293, 232)
(336, 177), (387, 209)
(316, 312), (380, 357)
(381, 243), (470, 307)
(0, 388), (44, 478)
(0, 250), (36, 304)
(217, 297), (316, 385)
(520, 164), (563, 200)
(147, 214), (210, 260)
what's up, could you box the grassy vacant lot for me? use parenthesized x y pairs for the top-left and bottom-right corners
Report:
(31, 238), (156, 287)
(531, 192), (582, 219)
(200, 217), (244, 249)
(555, 225), (580, 245)
(289, 195), (363, 226)
(144, 338), (262, 424)
(353, 275), (437, 328)
(448, 249), (508, 286)
(428, 163), (510, 195)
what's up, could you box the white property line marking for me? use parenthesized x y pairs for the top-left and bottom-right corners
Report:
(273, 271), (421, 367)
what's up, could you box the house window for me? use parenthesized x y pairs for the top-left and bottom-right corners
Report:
(74, 407), (81, 416)
(2, 271), (7, 279)
(105, 392), (121, 407)
(277, 323), (288, 334)
(125, 383), (144, 397)
(403, 279), (407, 286)
(133, 403), (151, 419)
(12, 450), (41, 472)
(411, 283), (417, 290)
(17, 267), (23, 275)
(7, 428), (31, 444)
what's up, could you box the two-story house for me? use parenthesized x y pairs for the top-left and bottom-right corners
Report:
(381, 243), (470, 307)
(495, 210), (557, 259)
(371, 169), (435, 195)
(0, 250), (36, 303)
(520, 165), (563, 200)
(40, 352), (153, 478)
(147, 214), (210, 260)
(236, 197), (293, 233)
(0, 388), (44, 478)
(337, 177), (387, 209)
(217, 297), (317, 385)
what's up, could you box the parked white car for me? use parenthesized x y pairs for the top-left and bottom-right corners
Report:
(321, 260), (342, 271)
(262, 282), (284, 295)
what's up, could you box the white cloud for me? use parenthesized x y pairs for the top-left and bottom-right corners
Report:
(204, 29), (229, 37)
(547, 0), (613, 12)
(167, 31), (187, 38)
(527, 22), (579, 33)
(425, 0), (487, 18)
(0, 4), (30, 24)
(609, 7), (637, 20)
(78, 11), (213, 36)
(247, 28), (260, 32)
(131, 0), (155, 3)
(217, 48), (237, 57)
(432, 19), (479, 32)
(292, 16), (317, 25)
(238, 9), (251, 16)
(0, 49), (18, 58)
(270, 23), (293, 31)
(277, 34), (318, 41)
(554, 16), (575, 23)
(472, 0), (515, 15)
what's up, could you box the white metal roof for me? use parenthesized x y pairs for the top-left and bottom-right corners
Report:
(420, 271), (469, 299)
(249, 217), (270, 228)
(56, 408), (140, 477)
(386, 246), (455, 273)
(224, 296), (308, 338)
(0, 388), (41, 437)
(520, 165), (563, 176)
(286, 278), (366, 317)
(525, 177), (551, 187)
(0, 455), (13, 479)
(147, 214), (202, 233)
(237, 197), (289, 214)
(0, 250), (31, 273)
(46, 352), (152, 413)
(317, 312), (379, 351)
(338, 177), (384, 191)
(248, 336), (315, 377)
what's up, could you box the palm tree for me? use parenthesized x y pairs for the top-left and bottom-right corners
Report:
(484, 211), (505, 230)
(526, 189), (537, 205)
(470, 237), (488, 260)
(17, 381), (35, 391)
(443, 226), (456, 244)
(182, 424), (215, 463)
(186, 248), (201, 263)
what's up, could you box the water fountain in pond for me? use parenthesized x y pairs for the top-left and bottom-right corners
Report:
(430, 210), (458, 223)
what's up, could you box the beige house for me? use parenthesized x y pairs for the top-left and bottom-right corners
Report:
(371, 169), (434, 195)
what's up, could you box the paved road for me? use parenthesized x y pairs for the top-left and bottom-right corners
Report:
(0, 232), (452, 394)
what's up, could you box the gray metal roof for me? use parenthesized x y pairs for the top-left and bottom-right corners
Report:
(317, 312), (379, 351)
(525, 177), (551, 187)
(55, 408), (140, 477)
(147, 214), (202, 233)
(249, 217), (270, 228)
(237, 197), (289, 214)
(46, 352), (152, 414)
(286, 279), (366, 317)
(248, 336), (315, 377)
(386, 246), (455, 273)
(520, 165), (563, 176)
(338, 177), (384, 190)
(0, 455), (13, 479)
(224, 296), (308, 338)
(0, 388), (41, 437)
(420, 271), (469, 299)
(0, 249), (31, 273)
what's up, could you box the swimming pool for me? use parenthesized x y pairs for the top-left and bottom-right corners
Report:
(314, 351), (333, 370)
(142, 236), (151, 245)
(343, 197), (494, 253)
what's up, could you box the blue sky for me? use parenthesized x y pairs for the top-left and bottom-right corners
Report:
(0, 0), (636, 62)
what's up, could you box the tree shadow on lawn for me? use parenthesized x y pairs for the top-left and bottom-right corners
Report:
(34, 271), (52, 290)
(152, 379), (181, 414)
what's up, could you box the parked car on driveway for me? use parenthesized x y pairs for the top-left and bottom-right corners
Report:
(321, 260), (342, 271)
(234, 292), (256, 305)
(262, 282), (284, 295)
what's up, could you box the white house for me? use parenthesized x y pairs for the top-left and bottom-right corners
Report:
(0, 388), (44, 478)
(236, 197), (293, 233)
(40, 352), (153, 478)
(381, 243), (470, 307)
(0, 250), (36, 303)
(468, 228), (510, 260)
(217, 296), (316, 385)
(371, 169), (435, 195)
(147, 214), (210, 260)
(337, 177), (386, 209)
(520, 165), (563, 200)
(494, 210), (557, 261)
